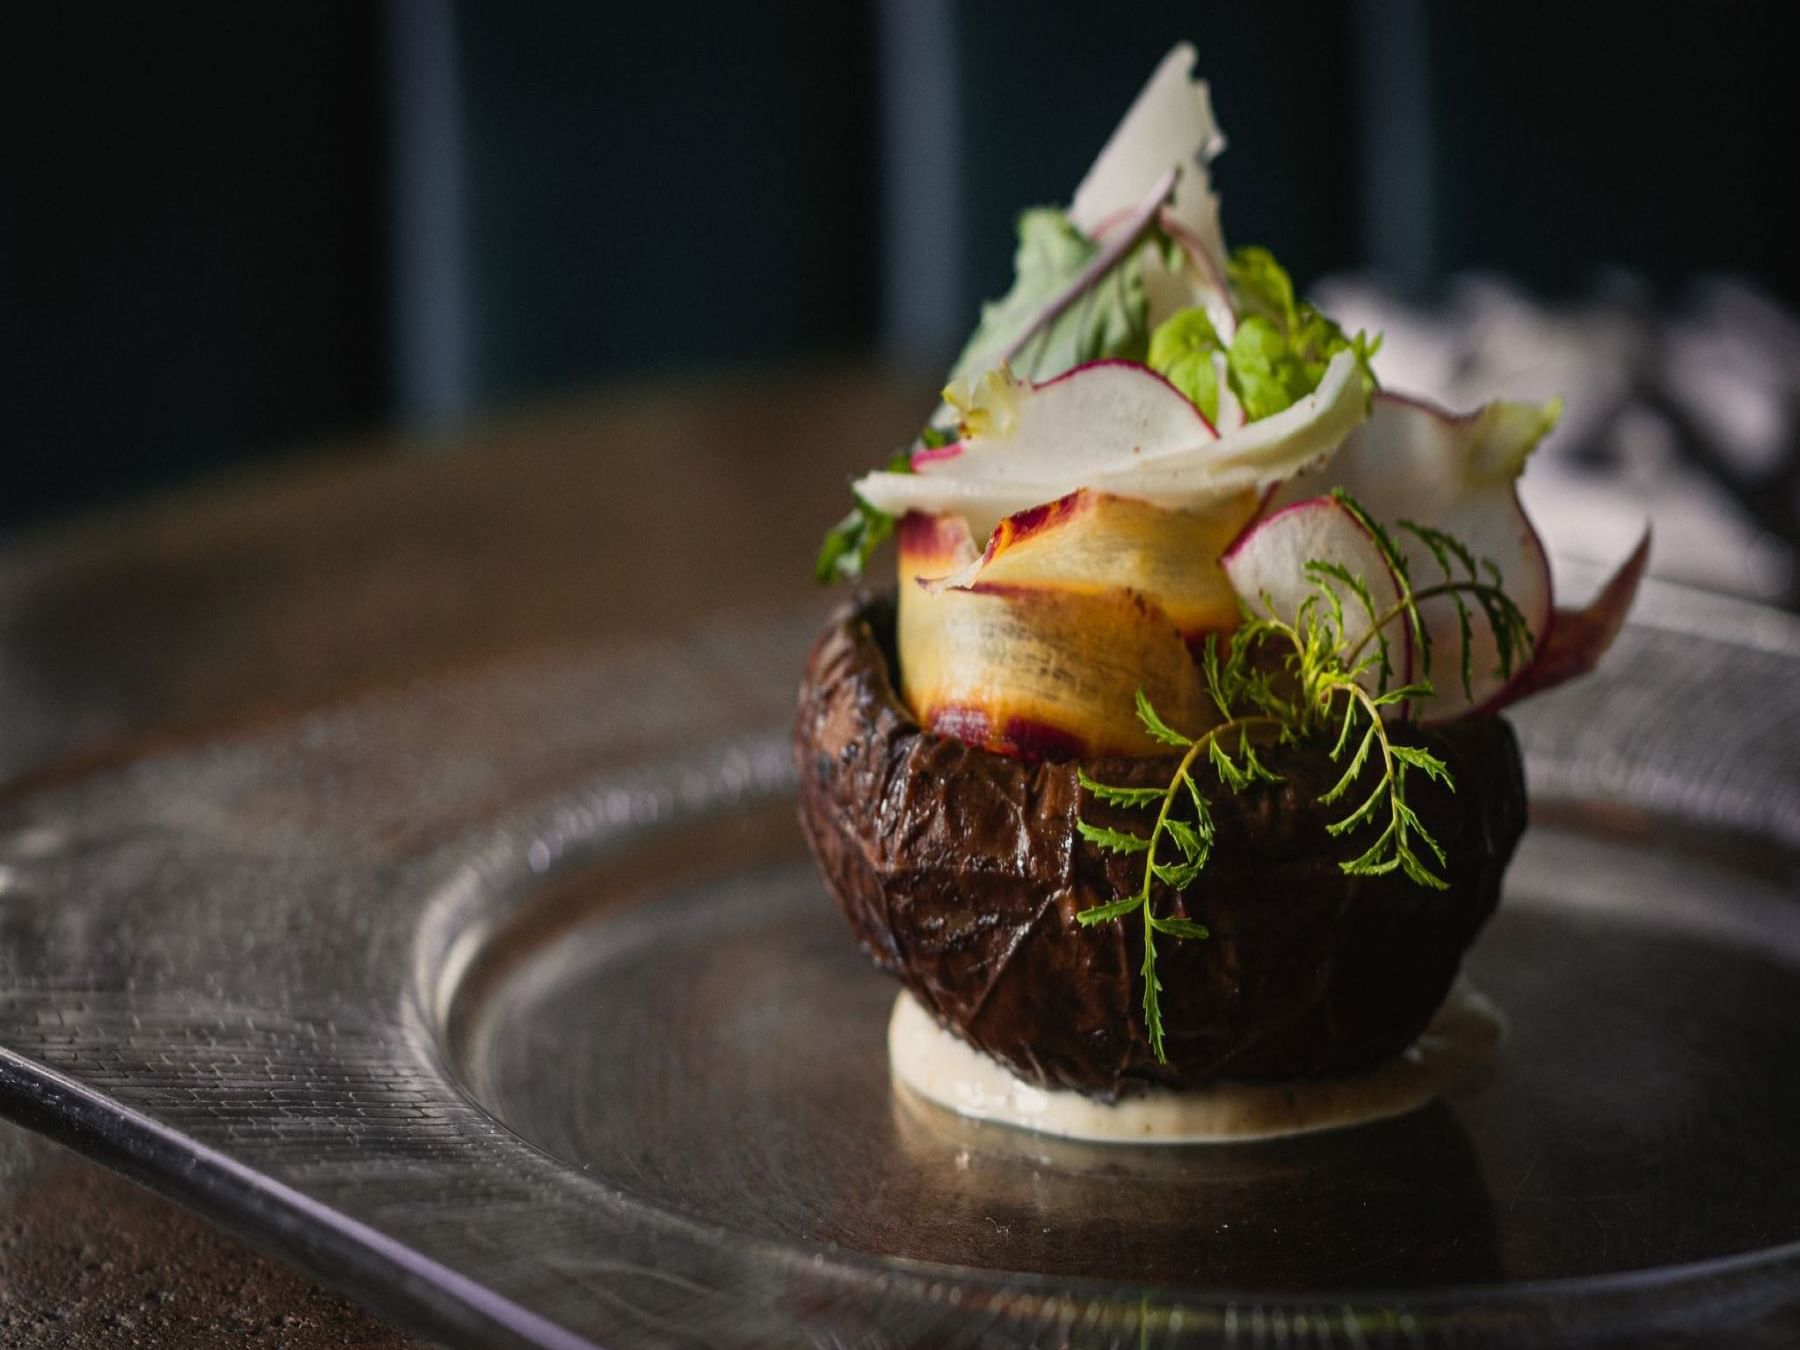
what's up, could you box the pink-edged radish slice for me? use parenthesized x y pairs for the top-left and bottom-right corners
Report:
(857, 359), (1215, 540)
(1487, 530), (1650, 713)
(920, 487), (1258, 652)
(921, 359), (1217, 482)
(856, 351), (1367, 535)
(1221, 495), (1413, 699)
(1069, 42), (1228, 308)
(1149, 212), (1235, 339)
(1088, 350), (1368, 496)
(1281, 392), (1556, 720)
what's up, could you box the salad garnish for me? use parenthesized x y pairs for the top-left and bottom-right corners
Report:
(806, 40), (1648, 1068)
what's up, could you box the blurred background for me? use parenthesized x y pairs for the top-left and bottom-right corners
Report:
(3, 1), (1797, 600)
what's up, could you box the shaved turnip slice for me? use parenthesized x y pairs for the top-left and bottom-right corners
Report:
(1069, 42), (1228, 308)
(921, 487), (1259, 648)
(1280, 392), (1556, 720)
(1221, 495), (1413, 699)
(1486, 530), (1650, 713)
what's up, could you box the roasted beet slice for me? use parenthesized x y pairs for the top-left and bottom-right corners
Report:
(795, 594), (1528, 1099)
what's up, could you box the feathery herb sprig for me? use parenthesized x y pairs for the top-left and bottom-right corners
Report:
(1074, 694), (1279, 1062)
(1077, 493), (1533, 1063)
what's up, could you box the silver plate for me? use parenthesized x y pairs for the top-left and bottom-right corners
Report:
(2, 579), (1798, 1348)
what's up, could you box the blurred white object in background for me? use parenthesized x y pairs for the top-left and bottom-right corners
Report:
(1315, 274), (1799, 607)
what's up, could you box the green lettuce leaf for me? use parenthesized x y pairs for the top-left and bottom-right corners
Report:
(1226, 245), (1302, 332)
(1147, 245), (1379, 424)
(1228, 315), (1318, 421)
(1144, 307), (1223, 422)
(813, 495), (892, 584)
(813, 445), (918, 583)
(948, 208), (1154, 386)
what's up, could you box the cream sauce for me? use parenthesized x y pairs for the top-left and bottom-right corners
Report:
(888, 986), (1501, 1144)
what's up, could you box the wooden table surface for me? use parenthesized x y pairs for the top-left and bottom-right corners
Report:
(0, 364), (922, 1347)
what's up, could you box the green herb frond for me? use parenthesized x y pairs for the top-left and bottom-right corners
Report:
(1076, 500), (1535, 1062)
(1324, 683), (1450, 889)
(1134, 688), (1193, 747)
(1075, 694), (1278, 1062)
(812, 446), (914, 583)
(1075, 769), (1165, 809)
(1075, 818), (1152, 855)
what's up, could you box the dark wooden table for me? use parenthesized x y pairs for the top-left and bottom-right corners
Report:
(0, 365), (922, 1347)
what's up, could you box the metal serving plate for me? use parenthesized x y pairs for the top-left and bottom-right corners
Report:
(1, 581), (1797, 1348)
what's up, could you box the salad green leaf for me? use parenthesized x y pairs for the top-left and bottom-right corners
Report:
(948, 208), (1155, 386)
(1147, 245), (1380, 424)
(813, 495), (893, 584)
(1229, 315), (1318, 421)
(1225, 245), (1302, 331)
(813, 446), (917, 583)
(1144, 307), (1224, 422)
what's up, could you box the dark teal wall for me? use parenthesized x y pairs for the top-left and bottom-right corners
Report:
(2, 3), (1795, 529)
(453, 4), (879, 400)
(1, 7), (387, 525)
(952, 4), (1362, 335)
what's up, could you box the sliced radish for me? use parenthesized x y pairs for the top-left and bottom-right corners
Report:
(855, 351), (1367, 535)
(1279, 391), (1557, 720)
(908, 440), (964, 469)
(1150, 213), (1235, 339)
(921, 487), (1259, 648)
(921, 359), (1216, 487)
(1221, 495), (1413, 698)
(1087, 349), (1368, 495)
(1487, 530), (1650, 713)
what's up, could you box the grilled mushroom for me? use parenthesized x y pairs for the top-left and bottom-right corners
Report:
(795, 594), (1527, 1099)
